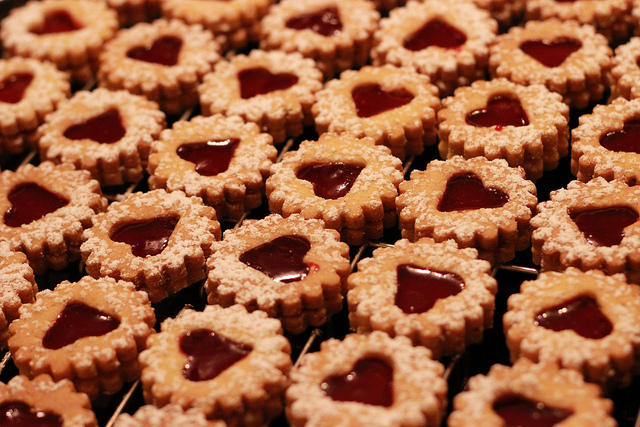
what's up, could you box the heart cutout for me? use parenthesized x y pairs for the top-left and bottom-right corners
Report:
(493, 396), (573, 427)
(438, 173), (509, 212)
(31, 10), (82, 35)
(127, 36), (183, 67)
(238, 67), (299, 99)
(403, 18), (467, 51)
(352, 83), (414, 118)
(42, 303), (120, 350)
(395, 264), (464, 314)
(535, 296), (612, 339)
(465, 95), (530, 128)
(323, 357), (394, 407)
(297, 163), (364, 199)
(111, 216), (179, 257)
(600, 118), (640, 153)
(4, 182), (69, 228)
(0, 73), (33, 104)
(285, 6), (342, 37)
(0, 401), (63, 427)
(239, 235), (312, 283)
(519, 37), (582, 68)
(177, 138), (240, 176)
(570, 207), (638, 247)
(63, 108), (126, 144)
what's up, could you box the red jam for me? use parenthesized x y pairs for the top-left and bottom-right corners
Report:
(296, 162), (363, 200)
(519, 38), (582, 68)
(535, 296), (613, 339)
(465, 95), (530, 128)
(63, 108), (126, 144)
(42, 303), (120, 350)
(0, 73), (33, 104)
(126, 36), (183, 67)
(110, 216), (179, 257)
(600, 118), (640, 154)
(238, 67), (299, 99)
(323, 357), (393, 407)
(180, 329), (252, 382)
(239, 235), (312, 283)
(493, 396), (573, 427)
(285, 6), (342, 37)
(351, 84), (414, 118)
(30, 10), (82, 35)
(4, 182), (69, 228)
(570, 207), (638, 247)
(438, 173), (509, 212)
(395, 264), (464, 314)
(176, 138), (240, 176)
(0, 402), (62, 427)
(403, 18), (467, 51)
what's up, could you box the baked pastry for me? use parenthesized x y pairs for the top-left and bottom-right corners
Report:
(437, 77), (570, 180)
(610, 37), (640, 101)
(8, 276), (156, 399)
(113, 405), (225, 427)
(312, 64), (441, 161)
(205, 213), (351, 334)
(472, 0), (525, 27)
(83, 0), (161, 27)
(266, 132), (404, 245)
(81, 189), (221, 303)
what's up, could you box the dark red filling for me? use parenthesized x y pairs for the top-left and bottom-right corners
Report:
(322, 357), (393, 407)
(395, 264), (464, 314)
(600, 118), (640, 154)
(42, 303), (120, 350)
(176, 138), (240, 176)
(180, 329), (252, 382)
(296, 162), (363, 199)
(519, 38), (582, 68)
(126, 36), (183, 67)
(351, 84), (414, 118)
(63, 108), (126, 144)
(110, 216), (179, 257)
(570, 207), (638, 247)
(403, 18), (467, 51)
(0, 73), (33, 104)
(237, 67), (299, 99)
(0, 402), (62, 427)
(493, 395), (573, 427)
(4, 182), (69, 228)
(438, 173), (509, 212)
(239, 235), (312, 283)
(465, 95), (530, 128)
(30, 10), (82, 35)
(535, 296), (613, 339)
(285, 6), (342, 37)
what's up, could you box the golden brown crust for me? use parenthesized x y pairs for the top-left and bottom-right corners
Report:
(611, 37), (640, 101)
(114, 404), (225, 427)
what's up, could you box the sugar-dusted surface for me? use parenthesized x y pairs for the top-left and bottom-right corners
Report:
(610, 37), (640, 100)
(113, 404), (224, 427)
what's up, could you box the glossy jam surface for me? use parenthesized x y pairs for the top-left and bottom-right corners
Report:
(297, 163), (363, 199)
(239, 235), (312, 283)
(570, 207), (638, 247)
(180, 329), (252, 382)
(351, 84), (414, 118)
(63, 108), (126, 144)
(395, 264), (465, 314)
(438, 173), (509, 212)
(535, 296), (613, 339)
(285, 6), (342, 37)
(126, 36), (183, 67)
(600, 118), (640, 154)
(42, 303), (120, 350)
(322, 358), (393, 407)
(176, 138), (240, 176)
(111, 217), (179, 257)
(465, 95), (530, 128)
(31, 10), (82, 35)
(0, 402), (62, 427)
(493, 396), (573, 427)
(403, 18), (467, 51)
(519, 38), (582, 68)
(4, 182), (69, 228)
(238, 67), (299, 99)
(0, 73), (33, 104)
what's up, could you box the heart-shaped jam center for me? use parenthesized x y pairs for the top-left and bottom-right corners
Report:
(570, 207), (638, 247)
(126, 36), (183, 67)
(493, 395), (573, 427)
(403, 18), (467, 52)
(535, 296), (613, 339)
(42, 303), (120, 350)
(238, 67), (299, 99)
(180, 329), (252, 382)
(111, 216), (179, 257)
(0, 402), (62, 427)
(297, 162), (364, 200)
(600, 118), (640, 153)
(519, 38), (582, 68)
(0, 73), (33, 104)
(322, 357), (393, 407)
(63, 108), (126, 144)
(285, 6), (342, 37)
(30, 10), (82, 35)
(465, 95), (530, 129)
(176, 138), (240, 176)
(438, 173), (509, 212)
(4, 182), (69, 228)
(395, 264), (465, 314)
(351, 84), (414, 118)
(239, 235), (312, 283)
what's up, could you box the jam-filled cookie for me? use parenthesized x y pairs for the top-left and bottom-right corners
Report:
(8, 276), (156, 399)
(198, 50), (323, 145)
(259, 0), (380, 78)
(611, 37), (640, 101)
(438, 78), (570, 180)
(396, 156), (538, 264)
(147, 114), (276, 221)
(114, 404), (225, 427)
(0, 161), (107, 275)
(81, 189), (220, 303)
(371, 0), (497, 96)
(504, 268), (640, 388)
(312, 64), (441, 161)
(140, 304), (291, 427)
(448, 358), (616, 427)
(472, 0), (525, 27)
(83, 0), (161, 27)
(266, 133), (404, 245)
(286, 331), (448, 427)
(347, 238), (496, 359)
(205, 213), (351, 334)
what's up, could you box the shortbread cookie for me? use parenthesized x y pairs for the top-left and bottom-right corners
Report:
(114, 405), (225, 427)
(84, 0), (161, 26)
(472, 0), (525, 27)
(611, 37), (640, 101)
